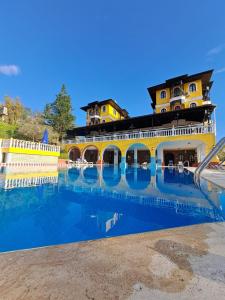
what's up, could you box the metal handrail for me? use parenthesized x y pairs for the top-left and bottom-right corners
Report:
(194, 137), (225, 182)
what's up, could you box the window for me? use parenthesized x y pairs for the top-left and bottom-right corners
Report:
(113, 109), (116, 116)
(190, 102), (197, 108)
(160, 90), (166, 99)
(102, 105), (106, 112)
(173, 87), (181, 97)
(189, 83), (197, 93)
(161, 108), (167, 113)
(174, 105), (181, 110)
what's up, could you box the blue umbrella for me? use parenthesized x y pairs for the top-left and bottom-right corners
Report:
(41, 129), (49, 144)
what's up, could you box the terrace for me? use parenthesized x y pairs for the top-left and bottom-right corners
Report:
(0, 138), (60, 153)
(65, 123), (215, 144)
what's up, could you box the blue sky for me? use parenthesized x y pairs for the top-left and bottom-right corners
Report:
(0, 0), (225, 138)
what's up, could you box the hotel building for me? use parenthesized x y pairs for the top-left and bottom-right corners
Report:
(65, 70), (216, 168)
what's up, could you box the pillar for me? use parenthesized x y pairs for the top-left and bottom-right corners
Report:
(120, 156), (127, 170)
(134, 148), (138, 166)
(157, 158), (162, 168)
(97, 151), (103, 165)
(150, 157), (156, 176)
(114, 149), (119, 165)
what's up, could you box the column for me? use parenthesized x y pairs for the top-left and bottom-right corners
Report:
(150, 157), (156, 176)
(134, 148), (138, 166)
(120, 156), (127, 171)
(114, 149), (119, 165)
(97, 151), (103, 165)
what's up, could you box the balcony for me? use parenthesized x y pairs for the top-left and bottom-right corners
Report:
(89, 111), (101, 119)
(65, 123), (215, 144)
(170, 95), (186, 104)
(0, 138), (60, 153)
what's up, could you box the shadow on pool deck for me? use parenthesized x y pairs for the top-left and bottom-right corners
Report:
(0, 222), (225, 300)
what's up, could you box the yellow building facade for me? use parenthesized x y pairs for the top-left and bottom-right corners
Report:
(81, 99), (129, 126)
(66, 70), (216, 168)
(149, 70), (212, 114)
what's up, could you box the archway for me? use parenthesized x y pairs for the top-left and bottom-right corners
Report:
(103, 145), (121, 165)
(156, 140), (206, 167)
(126, 167), (151, 190)
(83, 166), (99, 185)
(164, 152), (175, 166)
(83, 146), (99, 163)
(102, 166), (121, 187)
(68, 168), (80, 182)
(126, 143), (151, 166)
(69, 147), (81, 161)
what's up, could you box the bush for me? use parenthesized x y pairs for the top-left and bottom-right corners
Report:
(59, 151), (68, 159)
(0, 121), (17, 138)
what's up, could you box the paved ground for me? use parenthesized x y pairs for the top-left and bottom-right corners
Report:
(0, 222), (225, 300)
(201, 169), (225, 189)
(188, 167), (225, 189)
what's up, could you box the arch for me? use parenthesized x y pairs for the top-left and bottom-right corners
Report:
(189, 83), (197, 93)
(190, 102), (197, 108)
(160, 90), (166, 99)
(69, 147), (81, 161)
(174, 105), (181, 110)
(102, 166), (121, 187)
(173, 87), (181, 97)
(102, 145), (122, 165)
(125, 167), (151, 190)
(126, 143), (151, 166)
(156, 140), (206, 167)
(82, 145), (99, 163)
(68, 168), (80, 182)
(83, 166), (99, 185)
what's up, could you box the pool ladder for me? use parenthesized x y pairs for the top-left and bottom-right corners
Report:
(194, 137), (225, 183)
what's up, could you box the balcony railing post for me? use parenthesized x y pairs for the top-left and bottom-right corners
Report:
(63, 124), (214, 145)
(172, 126), (175, 136)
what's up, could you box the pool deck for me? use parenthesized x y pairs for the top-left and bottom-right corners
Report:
(0, 222), (225, 300)
(188, 167), (225, 189)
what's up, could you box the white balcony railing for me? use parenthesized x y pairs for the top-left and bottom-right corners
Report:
(170, 95), (186, 104)
(65, 123), (215, 145)
(0, 138), (60, 153)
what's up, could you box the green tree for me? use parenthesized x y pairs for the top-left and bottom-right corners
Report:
(44, 85), (75, 141)
(16, 113), (59, 143)
(218, 147), (225, 163)
(4, 96), (25, 125)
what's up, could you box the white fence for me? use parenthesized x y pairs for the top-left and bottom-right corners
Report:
(65, 123), (215, 145)
(0, 138), (60, 153)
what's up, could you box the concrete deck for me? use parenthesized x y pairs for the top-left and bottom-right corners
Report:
(0, 222), (225, 300)
(188, 167), (225, 189)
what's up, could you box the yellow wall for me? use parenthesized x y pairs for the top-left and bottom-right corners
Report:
(86, 103), (124, 125)
(65, 132), (216, 159)
(155, 79), (205, 113)
(1, 147), (60, 157)
(100, 104), (123, 123)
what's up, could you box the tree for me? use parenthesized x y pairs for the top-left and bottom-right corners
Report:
(44, 85), (75, 141)
(4, 96), (25, 125)
(16, 113), (59, 143)
(218, 147), (225, 163)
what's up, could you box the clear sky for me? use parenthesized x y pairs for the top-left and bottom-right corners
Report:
(0, 0), (225, 138)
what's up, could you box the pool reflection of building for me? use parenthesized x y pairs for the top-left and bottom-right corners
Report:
(63, 166), (224, 221)
(0, 166), (224, 251)
(0, 166), (58, 189)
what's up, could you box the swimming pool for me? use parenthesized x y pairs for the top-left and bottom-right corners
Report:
(0, 166), (224, 252)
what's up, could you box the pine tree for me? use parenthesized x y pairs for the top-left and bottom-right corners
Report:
(44, 85), (75, 141)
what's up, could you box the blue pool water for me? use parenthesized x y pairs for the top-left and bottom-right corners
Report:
(0, 166), (225, 252)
